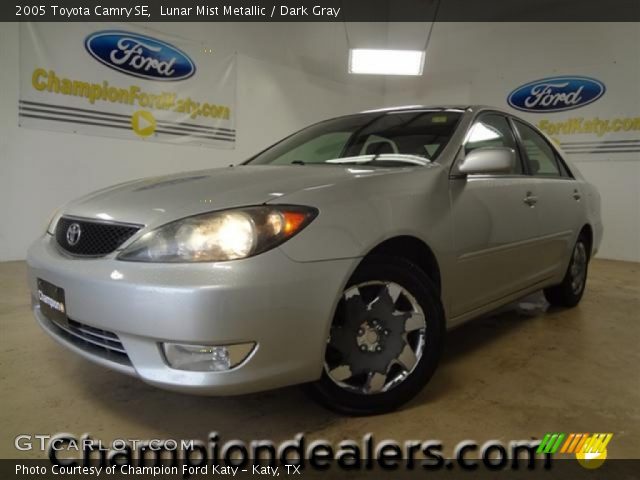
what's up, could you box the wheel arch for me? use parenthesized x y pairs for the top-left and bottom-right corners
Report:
(579, 224), (594, 259)
(362, 235), (442, 295)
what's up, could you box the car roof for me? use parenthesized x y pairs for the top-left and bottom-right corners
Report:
(359, 105), (510, 115)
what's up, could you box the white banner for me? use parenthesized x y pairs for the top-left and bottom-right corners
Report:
(471, 62), (640, 161)
(19, 23), (236, 148)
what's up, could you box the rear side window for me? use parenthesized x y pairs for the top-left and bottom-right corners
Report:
(513, 120), (565, 177)
(465, 114), (522, 174)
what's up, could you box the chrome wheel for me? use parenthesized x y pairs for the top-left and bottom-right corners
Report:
(570, 242), (588, 294)
(324, 281), (427, 395)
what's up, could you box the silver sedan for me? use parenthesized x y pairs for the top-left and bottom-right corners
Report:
(27, 105), (602, 414)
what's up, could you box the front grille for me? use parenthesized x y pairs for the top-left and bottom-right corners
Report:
(55, 216), (142, 256)
(46, 316), (131, 366)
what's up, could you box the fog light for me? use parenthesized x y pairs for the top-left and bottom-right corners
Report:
(162, 342), (255, 372)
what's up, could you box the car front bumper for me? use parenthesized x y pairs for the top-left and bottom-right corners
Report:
(27, 234), (358, 395)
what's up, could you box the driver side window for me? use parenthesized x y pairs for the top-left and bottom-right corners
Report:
(465, 114), (522, 174)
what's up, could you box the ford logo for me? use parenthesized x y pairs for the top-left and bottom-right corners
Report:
(507, 76), (605, 113)
(84, 30), (196, 81)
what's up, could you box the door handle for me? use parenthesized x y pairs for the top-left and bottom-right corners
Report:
(523, 192), (538, 206)
(573, 189), (582, 201)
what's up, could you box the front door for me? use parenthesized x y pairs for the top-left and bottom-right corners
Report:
(448, 113), (544, 317)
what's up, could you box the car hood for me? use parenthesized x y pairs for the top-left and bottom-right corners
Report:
(60, 164), (405, 228)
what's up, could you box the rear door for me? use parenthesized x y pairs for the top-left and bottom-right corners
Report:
(511, 119), (583, 278)
(449, 113), (544, 317)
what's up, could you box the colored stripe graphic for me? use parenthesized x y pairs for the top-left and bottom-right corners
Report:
(537, 434), (552, 454)
(543, 434), (558, 454)
(560, 433), (576, 453)
(574, 434), (589, 453)
(583, 433), (613, 454)
(540, 433), (613, 455)
(537, 433), (565, 454)
(550, 433), (565, 453)
(566, 433), (583, 453)
(599, 434), (613, 453)
(585, 434), (599, 454)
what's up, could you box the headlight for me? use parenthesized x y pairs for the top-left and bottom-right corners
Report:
(117, 205), (317, 263)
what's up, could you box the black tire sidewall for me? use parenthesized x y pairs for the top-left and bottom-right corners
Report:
(544, 236), (589, 308)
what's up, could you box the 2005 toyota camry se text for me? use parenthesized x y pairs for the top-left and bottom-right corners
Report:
(27, 106), (602, 414)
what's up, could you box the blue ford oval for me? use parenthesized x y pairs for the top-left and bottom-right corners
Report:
(85, 30), (196, 81)
(508, 76), (605, 113)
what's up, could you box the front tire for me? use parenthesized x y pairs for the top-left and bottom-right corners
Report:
(307, 255), (445, 415)
(544, 235), (590, 308)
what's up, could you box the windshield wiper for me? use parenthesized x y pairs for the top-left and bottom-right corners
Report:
(325, 154), (430, 167)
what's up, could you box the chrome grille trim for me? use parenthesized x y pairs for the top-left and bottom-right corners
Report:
(54, 216), (143, 257)
(46, 316), (131, 366)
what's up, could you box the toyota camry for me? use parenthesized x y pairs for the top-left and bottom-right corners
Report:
(27, 105), (602, 414)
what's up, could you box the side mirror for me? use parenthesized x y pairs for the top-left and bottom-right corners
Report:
(458, 147), (515, 175)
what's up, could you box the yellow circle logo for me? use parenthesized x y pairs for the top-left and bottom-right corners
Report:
(131, 110), (157, 137)
(576, 449), (607, 469)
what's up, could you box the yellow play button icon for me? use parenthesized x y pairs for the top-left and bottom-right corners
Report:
(576, 449), (608, 469)
(131, 110), (156, 137)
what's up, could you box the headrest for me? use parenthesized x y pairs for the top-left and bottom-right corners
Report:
(529, 159), (540, 174)
(365, 141), (394, 155)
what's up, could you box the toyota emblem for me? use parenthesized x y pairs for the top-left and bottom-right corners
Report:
(66, 223), (82, 246)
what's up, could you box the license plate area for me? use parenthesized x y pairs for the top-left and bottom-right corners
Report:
(37, 278), (68, 328)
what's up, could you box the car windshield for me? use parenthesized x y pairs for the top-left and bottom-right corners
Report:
(246, 110), (463, 167)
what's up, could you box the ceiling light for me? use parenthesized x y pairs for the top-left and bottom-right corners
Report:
(348, 49), (425, 76)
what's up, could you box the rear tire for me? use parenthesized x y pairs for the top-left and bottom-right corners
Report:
(544, 235), (590, 308)
(307, 255), (445, 415)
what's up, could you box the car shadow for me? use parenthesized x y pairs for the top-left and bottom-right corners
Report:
(445, 292), (548, 362)
(73, 359), (341, 442)
(406, 291), (550, 407)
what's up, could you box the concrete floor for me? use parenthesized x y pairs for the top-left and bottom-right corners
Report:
(0, 259), (638, 459)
